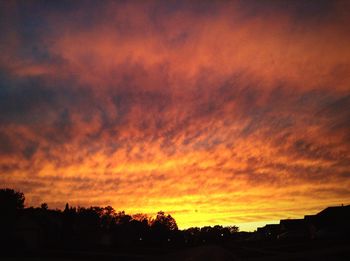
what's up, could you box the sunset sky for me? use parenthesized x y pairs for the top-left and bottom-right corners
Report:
(1, 0), (350, 231)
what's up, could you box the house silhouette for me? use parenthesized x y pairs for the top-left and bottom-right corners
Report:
(257, 205), (350, 240)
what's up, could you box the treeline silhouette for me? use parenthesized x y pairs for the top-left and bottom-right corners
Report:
(0, 188), (238, 252)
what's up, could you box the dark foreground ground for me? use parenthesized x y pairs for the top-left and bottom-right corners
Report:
(2, 239), (350, 261)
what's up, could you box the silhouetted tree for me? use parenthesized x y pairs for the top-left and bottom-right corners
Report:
(115, 211), (132, 225)
(0, 188), (25, 211)
(0, 188), (25, 249)
(183, 227), (200, 245)
(74, 207), (101, 247)
(227, 225), (239, 233)
(100, 206), (115, 230)
(64, 203), (69, 212)
(152, 211), (178, 231)
(132, 213), (150, 224)
(0, 188), (243, 251)
(62, 203), (77, 247)
(41, 203), (48, 210)
(149, 211), (178, 245)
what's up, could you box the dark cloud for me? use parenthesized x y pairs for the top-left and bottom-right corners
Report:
(0, 163), (21, 173)
(0, 75), (54, 123)
(0, 131), (15, 155)
(22, 140), (39, 160)
(236, 0), (337, 23)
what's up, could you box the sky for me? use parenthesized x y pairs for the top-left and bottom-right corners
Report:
(0, 0), (350, 231)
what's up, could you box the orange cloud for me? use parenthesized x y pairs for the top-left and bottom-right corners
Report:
(0, 0), (349, 230)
